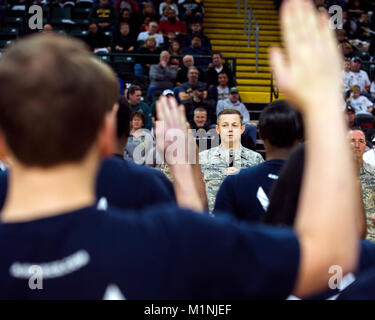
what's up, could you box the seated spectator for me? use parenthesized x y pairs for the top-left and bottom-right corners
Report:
(346, 104), (356, 128)
(134, 36), (161, 77)
(206, 51), (235, 87)
(340, 42), (354, 59)
(169, 57), (180, 70)
(124, 111), (154, 165)
(191, 108), (218, 151)
(348, 0), (367, 21)
(180, 0), (204, 25)
(119, 8), (139, 31)
(199, 109), (264, 211)
(162, 30), (177, 50)
(111, 22), (136, 52)
(216, 87), (250, 124)
(126, 85), (153, 130)
(182, 85), (216, 126)
(159, 0), (179, 19)
(181, 21), (211, 50)
(42, 24), (54, 34)
(178, 66), (207, 102)
(337, 29), (351, 45)
(347, 85), (374, 114)
(342, 58), (353, 94)
(214, 100), (302, 222)
(137, 21), (164, 47)
(182, 35), (212, 71)
(175, 54), (204, 85)
(113, 0), (139, 15)
(86, 23), (111, 51)
(138, 2), (157, 27)
(168, 40), (182, 56)
(157, 7), (187, 36)
(354, 12), (372, 42)
(89, 0), (118, 31)
(207, 71), (230, 103)
(349, 57), (371, 95)
(147, 51), (177, 103)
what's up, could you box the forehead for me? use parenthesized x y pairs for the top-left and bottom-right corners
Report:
(219, 114), (241, 123)
(350, 130), (365, 139)
(188, 69), (198, 74)
(195, 111), (207, 116)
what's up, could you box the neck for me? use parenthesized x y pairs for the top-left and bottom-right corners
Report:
(215, 64), (223, 69)
(265, 145), (294, 161)
(218, 84), (227, 89)
(115, 136), (127, 156)
(221, 140), (241, 150)
(1, 157), (98, 223)
(358, 157), (364, 170)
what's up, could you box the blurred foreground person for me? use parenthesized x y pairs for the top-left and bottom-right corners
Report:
(0, 0), (362, 299)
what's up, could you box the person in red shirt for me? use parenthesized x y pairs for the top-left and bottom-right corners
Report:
(157, 7), (187, 36)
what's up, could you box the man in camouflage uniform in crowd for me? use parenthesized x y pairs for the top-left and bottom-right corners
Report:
(349, 128), (375, 242)
(200, 109), (264, 212)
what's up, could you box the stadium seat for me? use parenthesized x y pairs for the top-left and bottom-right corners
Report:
(98, 55), (111, 64)
(356, 51), (370, 61)
(70, 29), (89, 40)
(73, 8), (90, 19)
(6, 9), (25, 18)
(0, 27), (19, 41)
(370, 64), (375, 81)
(0, 39), (13, 49)
(355, 113), (374, 129)
(75, 1), (93, 8)
(4, 17), (23, 28)
(50, 7), (72, 25)
(113, 56), (135, 77)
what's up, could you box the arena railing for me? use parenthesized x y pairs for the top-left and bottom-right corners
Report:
(238, 0), (259, 72)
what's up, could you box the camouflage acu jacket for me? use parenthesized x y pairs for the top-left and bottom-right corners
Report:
(199, 145), (264, 212)
(360, 161), (375, 242)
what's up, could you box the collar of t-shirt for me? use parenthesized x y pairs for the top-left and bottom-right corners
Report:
(215, 66), (223, 73)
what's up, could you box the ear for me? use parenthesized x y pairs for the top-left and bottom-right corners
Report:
(98, 103), (118, 158)
(0, 130), (12, 167)
(215, 124), (220, 135)
(240, 124), (245, 135)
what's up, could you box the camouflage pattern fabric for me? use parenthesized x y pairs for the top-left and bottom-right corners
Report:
(199, 145), (264, 212)
(360, 161), (375, 242)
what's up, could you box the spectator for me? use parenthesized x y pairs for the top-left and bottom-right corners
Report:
(348, 0), (367, 21)
(168, 40), (182, 55)
(206, 51), (235, 87)
(169, 57), (180, 70)
(216, 87), (250, 124)
(134, 36), (161, 77)
(147, 51), (177, 103)
(86, 23), (111, 51)
(199, 109), (264, 211)
(159, 0), (179, 18)
(343, 10), (358, 38)
(180, 0), (204, 25)
(126, 85), (153, 130)
(119, 8), (139, 31)
(354, 12), (372, 42)
(175, 54), (204, 85)
(181, 21), (211, 50)
(191, 108), (218, 151)
(162, 30), (177, 50)
(157, 7), (187, 36)
(349, 57), (371, 94)
(124, 111), (155, 165)
(111, 22), (135, 52)
(347, 84), (374, 114)
(42, 24), (54, 34)
(349, 127), (375, 242)
(214, 100), (302, 222)
(138, 2), (158, 27)
(346, 104), (357, 128)
(113, 0), (139, 14)
(182, 84), (216, 126)
(89, 0), (118, 30)
(342, 58), (353, 94)
(182, 35), (212, 71)
(340, 42), (354, 59)
(137, 21), (164, 47)
(178, 66), (207, 102)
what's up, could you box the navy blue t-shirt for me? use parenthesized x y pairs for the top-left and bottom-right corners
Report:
(0, 157), (175, 212)
(214, 160), (285, 222)
(0, 205), (300, 299)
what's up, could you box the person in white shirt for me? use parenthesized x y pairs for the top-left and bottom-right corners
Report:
(342, 58), (353, 94)
(348, 85), (374, 114)
(349, 57), (371, 93)
(137, 21), (164, 47)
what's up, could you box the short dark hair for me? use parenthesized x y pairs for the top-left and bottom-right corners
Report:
(259, 100), (303, 147)
(194, 107), (207, 115)
(212, 51), (223, 58)
(127, 85), (142, 99)
(217, 109), (243, 124)
(0, 34), (118, 167)
(131, 110), (146, 126)
(117, 96), (132, 139)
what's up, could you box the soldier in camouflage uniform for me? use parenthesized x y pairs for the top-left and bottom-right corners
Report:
(200, 109), (264, 211)
(349, 128), (375, 242)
